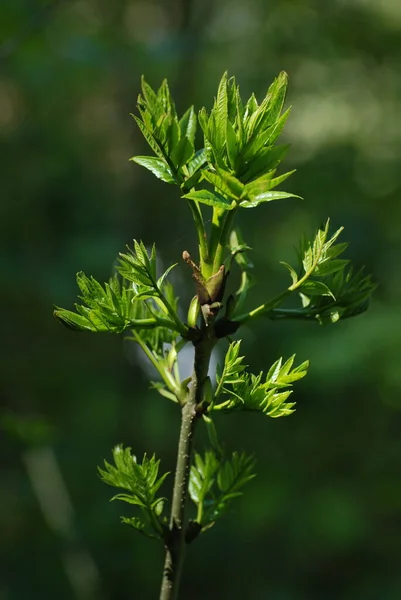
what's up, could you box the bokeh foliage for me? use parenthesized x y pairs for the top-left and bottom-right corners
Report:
(1, 0), (401, 599)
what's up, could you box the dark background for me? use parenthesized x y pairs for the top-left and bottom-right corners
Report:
(1, 1), (401, 599)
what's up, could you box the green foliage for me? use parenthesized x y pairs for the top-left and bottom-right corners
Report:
(228, 228), (255, 317)
(131, 77), (205, 191)
(194, 71), (298, 209)
(213, 341), (309, 418)
(54, 273), (140, 333)
(98, 445), (169, 539)
(232, 220), (375, 326)
(189, 448), (255, 530)
(298, 266), (377, 325)
(54, 241), (186, 336)
(276, 221), (376, 323)
(52, 69), (375, 600)
(135, 72), (299, 212)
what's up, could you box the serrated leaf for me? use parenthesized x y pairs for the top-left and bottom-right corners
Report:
(226, 119), (238, 169)
(213, 354), (308, 418)
(259, 71), (288, 131)
(281, 261), (298, 286)
(99, 446), (169, 537)
(157, 263), (177, 289)
(182, 189), (234, 209)
(171, 136), (194, 170)
(133, 116), (166, 160)
(243, 170), (296, 200)
(53, 308), (94, 332)
(240, 144), (290, 183)
(111, 493), (146, 508)
(140, 77), (159, 112)
(202, 169), (244, 200)
(186, 148), (207, 177)
(215, 340), (247, 399)
(131, 156), (176, 183)
(314, 259), (349, 277)
(299, 280), (335, 298)
(179, 106), (197, 145)
(240, 191), (300, 208)
(214, 71), (228, 150)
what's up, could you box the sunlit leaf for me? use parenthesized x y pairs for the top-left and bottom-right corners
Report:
(131, 156), (176, 183)
(182, 189), (234, 209)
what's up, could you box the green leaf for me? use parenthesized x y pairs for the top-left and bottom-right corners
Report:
(298, 280), (335, 298)
(244, 93), (258, 121)
(189, 451), (219, 504)
(186, 148), (207, 177)
(240, 144), (290, 183)
(181, 149), (207, 191)
(212, 355), (308, 418)
(240, 191), (300, 208)
(179, 106), (197, 145)
(53, 308), (94, 331)
(98, 445), (169, 538)
(214, 71), (228, 151)
(264, 107), (291, 147)
(121, 516), (159, 539)
(171, 136), (195, 170)
(118, 240), (157, 286)
(140, 76), (159, 114)
(217, 452), (256, 496)
(182, 189), (234, 209)
(202, 169), (245, 200)
(189, 448), (255, 528)
(226, 119), (238, 169)
(131, 156), (176, 183)
(53, 274), (147, 334)
(215, 340), (247, 399)
(157, 263), (177, 289)
(243, 169), (296, 200)
(230, 228), (253, 270)
(280, 261), (298, 286)
(259, 71), (288, 131)
(133, 116), (166, 160)
(313, 259), (349, 277)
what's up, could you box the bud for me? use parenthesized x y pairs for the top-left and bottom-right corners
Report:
(187, 295), (200, 328)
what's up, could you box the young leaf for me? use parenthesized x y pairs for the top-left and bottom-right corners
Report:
(215, 340), (247, 399)
(190, 449), (256, 529)
(182, 189), (234, 209)
(240, 143), (290, 183)
(189, 451), (219, 505)
(131, 156), (176, 184)
(171, 136), (195, 170)
(240, 191), (300, 208)
(298, 280), (335, 298)
(202, 169), (245, 200)
(212, 355), (309, 418)
(179, 106), (197, 145)
(186, 149), (207, 177)
(98, 446), (169, 538)
(132, 116), (166, 161)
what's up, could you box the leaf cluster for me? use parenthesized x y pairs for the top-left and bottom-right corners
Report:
(189, 448), (255, 532)
(183, 71), (299, 210)
(98, 445), (169, 539)
(54, 240), (184, 338)
(276, 220), (376, 324)
(212, 341), (308, 418)
(132, 77), (206, 191)
(53, 273), (138, 333)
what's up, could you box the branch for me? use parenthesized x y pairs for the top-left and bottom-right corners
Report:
(159, 339), (214, 600)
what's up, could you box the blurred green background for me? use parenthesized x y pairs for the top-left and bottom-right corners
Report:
(1, 0), (401, 598)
